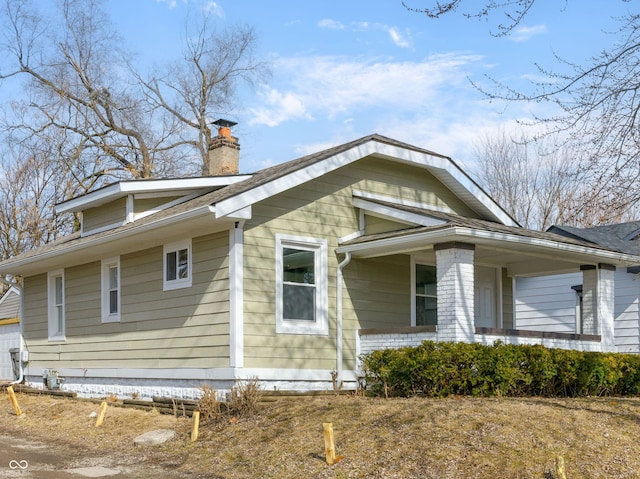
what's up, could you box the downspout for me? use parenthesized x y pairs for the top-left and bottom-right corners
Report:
(0, 280), (24, 385)
(336, 252), (351, 387)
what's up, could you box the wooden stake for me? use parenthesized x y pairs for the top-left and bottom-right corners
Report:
(95, 401), (108, 427)
(6, 386), (22, 416)
(323, 423), (336, 465)
(191, 410), (200, 442)
(556, 456), (567, 479)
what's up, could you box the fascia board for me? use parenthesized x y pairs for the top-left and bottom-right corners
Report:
(353, 198), (447, 227)
(214, 140), (515, 226)
(56, 176), (252, 214)
(336, 226), (640, 265)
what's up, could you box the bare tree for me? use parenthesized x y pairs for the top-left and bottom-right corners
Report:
(0, 141), (67, 260)
(139, 15), (267, 174)
(0, 0), (267, 257)
(472, 130), (636, 230)
(407, 0), (640, 222)
(403, 0), (550, 36)
(0, 0), (267, 182)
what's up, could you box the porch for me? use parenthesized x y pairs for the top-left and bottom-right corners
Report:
(336, 201), (640, 357)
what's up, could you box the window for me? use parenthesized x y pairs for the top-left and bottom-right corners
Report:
(572, 284), (584, 334)
(47, 269), (65, 341)
(276, 235), (328, 335)
(164, 239), (192, 290)
(415, 264), (437, 326)
(101, 257), (120, 323)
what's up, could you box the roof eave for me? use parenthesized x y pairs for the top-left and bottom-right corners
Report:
(56, 175), (253, 214)
(336, 226), (640, 265)
(0, 205), (221, 276)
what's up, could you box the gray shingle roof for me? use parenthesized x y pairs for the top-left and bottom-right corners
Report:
(342, 200), (617, 252)
(549, 222), (640, 255)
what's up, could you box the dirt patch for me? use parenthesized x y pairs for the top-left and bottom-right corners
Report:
(3, 391), (640, 478)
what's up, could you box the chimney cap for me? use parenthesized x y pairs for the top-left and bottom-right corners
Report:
(212, 118), (237, 129)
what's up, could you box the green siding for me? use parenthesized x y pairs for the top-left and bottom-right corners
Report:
(364, 215), (412, 235)
(22, 231), (230, 370)
(134, 196), (181, 215)
(242, 156), (457, 371)
(83, 198), (127, 232)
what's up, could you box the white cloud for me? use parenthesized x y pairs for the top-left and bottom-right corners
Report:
(248, 53), (482, 127)
(318, 19), (346, 30)
(321, 20), (411, 48)
(387, 27), (410, 48)
(249, 87), (312, 127)
(202, 2), (223, 17)
(510, 24), (547, 42)
(155, 0), (179, 7)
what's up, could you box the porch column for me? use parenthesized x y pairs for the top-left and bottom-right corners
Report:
(434, 242), (475, 343)
(580, 263), (615, 352)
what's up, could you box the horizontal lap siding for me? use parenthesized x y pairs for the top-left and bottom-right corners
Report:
(0, 291), (20, 319)
(365, 215), (410, 235)
(22, 231), (230, 370)
(243, 157), (447, 371)
(344, 256), (410, 329)
(515, 273), (580, 333)
(614, 269), (640, 352)
(83, 198), (126, 232)
(347, 156), (480, 217)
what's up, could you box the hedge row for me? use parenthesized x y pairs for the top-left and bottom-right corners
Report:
(360, 341), (640, 398)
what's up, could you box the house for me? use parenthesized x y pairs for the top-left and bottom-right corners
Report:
(0, 125), (638, 399)
(0, 286), (21, 380)
(516, 222), (640, 354)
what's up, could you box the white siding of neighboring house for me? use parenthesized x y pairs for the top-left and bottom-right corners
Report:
(613, 269), (640, 353)
(515, 269), (640, 353)
(0, 289), (21, 380)
(515, 273), (581, 334)
(0, 323), (20, 380)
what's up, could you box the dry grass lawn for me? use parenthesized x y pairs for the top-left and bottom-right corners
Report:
(2, 390), (640, 478)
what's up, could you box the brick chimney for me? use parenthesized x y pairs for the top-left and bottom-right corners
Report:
(207, 119), (240, 175)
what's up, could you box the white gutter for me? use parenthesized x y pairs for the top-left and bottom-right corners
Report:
(336, 252), (352, 387)
(336, 226), (640, 265)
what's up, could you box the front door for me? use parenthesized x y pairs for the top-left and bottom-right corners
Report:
(475, 265), (497, 328)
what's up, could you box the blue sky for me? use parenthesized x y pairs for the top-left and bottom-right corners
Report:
(87, 1), (633, 172)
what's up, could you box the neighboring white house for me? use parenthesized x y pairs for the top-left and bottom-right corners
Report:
(516, 222), (640, 354)
(0, 286), (21, 380)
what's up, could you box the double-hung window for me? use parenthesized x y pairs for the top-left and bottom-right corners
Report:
(164, 239), (192, 291)
(47, 269), (65, 341)
(276, 234), (328, 335)
(101, 257), (120, 323)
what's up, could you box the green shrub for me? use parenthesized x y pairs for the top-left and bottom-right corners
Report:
(360, 341), (640, 398)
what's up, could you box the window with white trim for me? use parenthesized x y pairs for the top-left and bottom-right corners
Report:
(101, 257), (120, 323)
(163, 239), (192, 290)
(414, 263), (437, 326)
(276, 235), (328, 335)
(47, 269), (65, 341)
